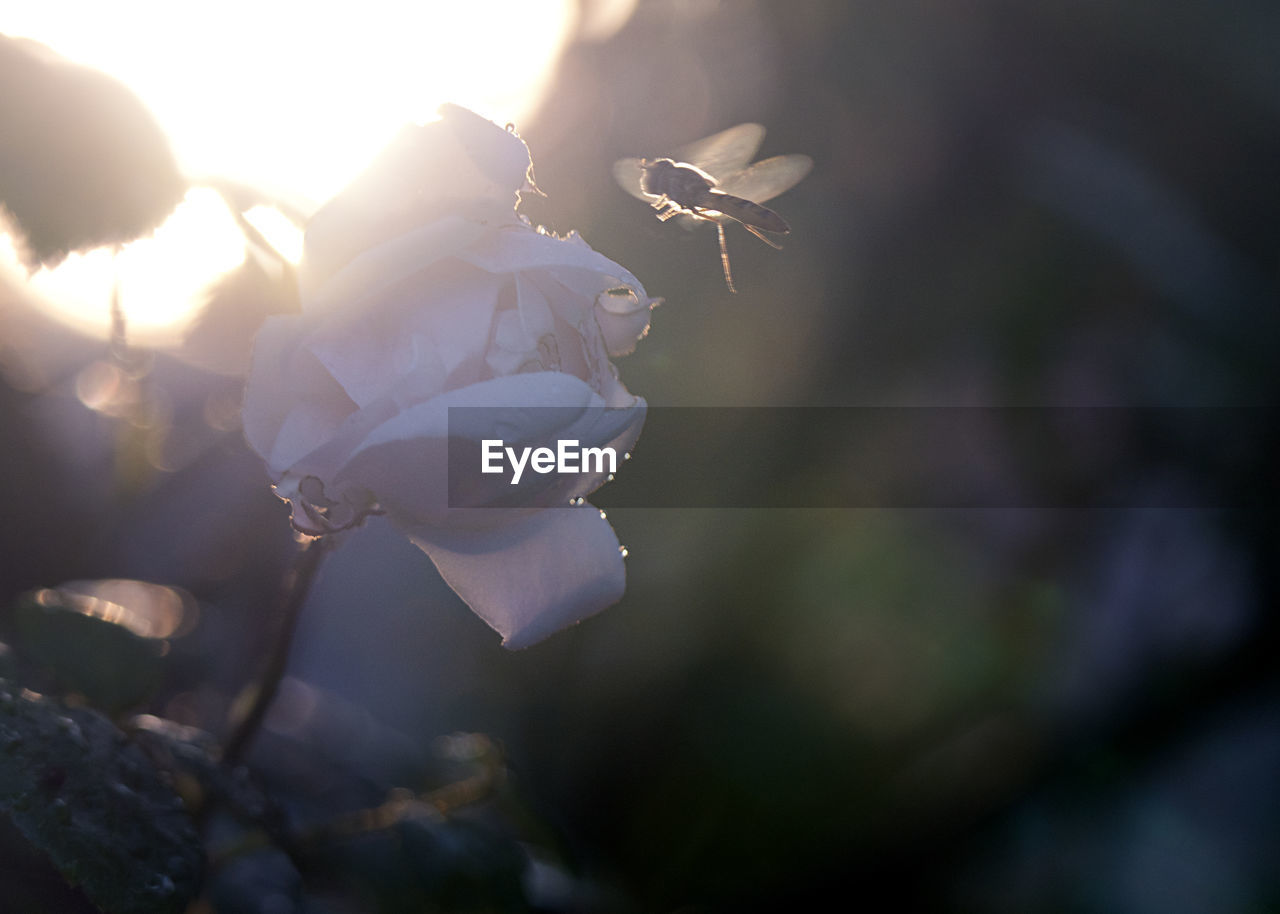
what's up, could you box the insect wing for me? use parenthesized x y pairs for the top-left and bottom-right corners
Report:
(714, 154), (813, 204)
(612, 124), (769, 199)
(611, 157), (652, 201)
(672, 123), (766, 183)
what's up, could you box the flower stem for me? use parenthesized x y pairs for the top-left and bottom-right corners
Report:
(221, 535), (329, 766)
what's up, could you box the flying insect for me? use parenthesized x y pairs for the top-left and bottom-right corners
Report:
(613, 123), (812, 292)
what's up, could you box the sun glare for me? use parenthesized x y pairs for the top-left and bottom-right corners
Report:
(6, 188), (245, 346)
(244, 206), (305, 265)
(2, 0), (578, 344)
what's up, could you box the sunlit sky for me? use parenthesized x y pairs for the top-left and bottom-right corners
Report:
(1, 0), (605, 344)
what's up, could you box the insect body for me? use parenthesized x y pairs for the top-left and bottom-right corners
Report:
(615, 124), (811, 292)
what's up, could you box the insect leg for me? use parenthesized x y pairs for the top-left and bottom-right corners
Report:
(717, 221), (736, 293)
(651, 198), (683, 222)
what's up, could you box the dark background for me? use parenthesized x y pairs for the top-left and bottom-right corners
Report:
(2, 1), (1278, 911)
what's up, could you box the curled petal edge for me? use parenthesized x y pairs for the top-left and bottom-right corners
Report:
(407, 505), (627, 649)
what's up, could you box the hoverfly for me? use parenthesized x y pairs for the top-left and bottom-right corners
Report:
(613, 123), (812, 292)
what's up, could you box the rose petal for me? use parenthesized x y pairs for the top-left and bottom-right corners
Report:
(595, 285), (658, 357)
(515, 273), (556, 340)
(243, 314), (359, 472)
(333, 373), (643, 523)
(437, 103), (537, 198)
(407, 505), (627, 649)
(302, 215), (487, 316)
(488, 311), (541, 377)
(306, 260), (501, 408)
(459, 229), (647, 297)
(301, 109), (531, 295)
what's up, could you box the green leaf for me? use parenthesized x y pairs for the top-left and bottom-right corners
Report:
(0, 683), (203, 913)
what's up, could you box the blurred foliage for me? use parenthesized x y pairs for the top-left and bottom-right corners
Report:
(0, 0), (1278, 912)
(11, 588), (170, 715)
(299, 815), (529, 913)
(0, 34), (184, 269)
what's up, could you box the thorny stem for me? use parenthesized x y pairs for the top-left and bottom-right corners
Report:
(222, 535), (331, 766)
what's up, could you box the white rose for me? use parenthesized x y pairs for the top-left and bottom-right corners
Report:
(242, 105), (656, 649)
